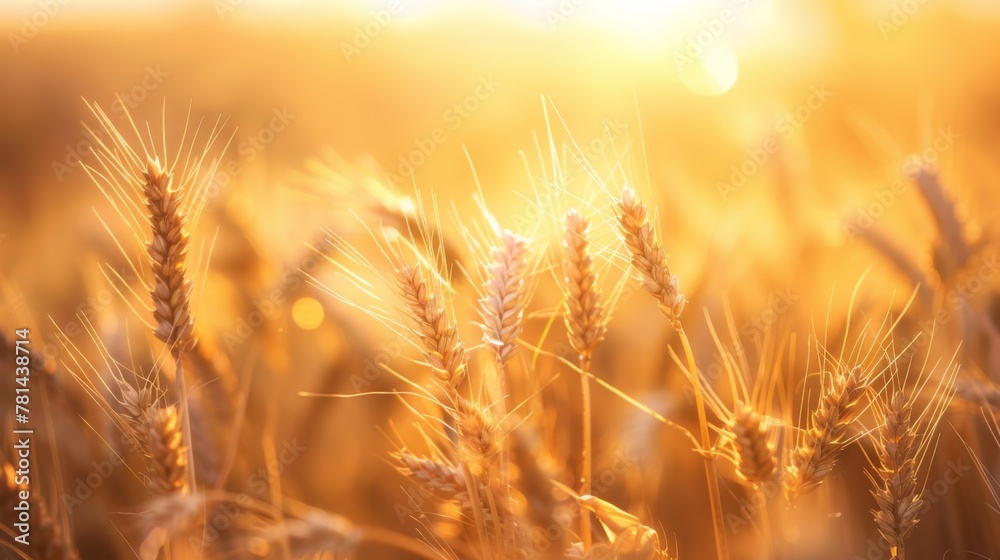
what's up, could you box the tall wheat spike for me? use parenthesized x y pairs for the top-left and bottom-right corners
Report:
(563, 208), (607, 551)
(872, 390), (921, 560)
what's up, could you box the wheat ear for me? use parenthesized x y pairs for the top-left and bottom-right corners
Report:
(564, 210), (607, 358)
(144, 405), (190, 496)
(395, 262), (467, 393)
(144, 158), (195, 352)
(729, 403), (777, 487)
(480, 229), (530, 367)
(563, 209), (607, 551)
(615, 186), (685, 327)
(872, 391), (921, 560)
(785, 366), (868, 501)
(119, 381), (154, 452)
(396, 451), (467, 501)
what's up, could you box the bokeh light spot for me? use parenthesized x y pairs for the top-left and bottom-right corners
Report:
(678, 46), (739, 97)
(292, 297), (325, 330)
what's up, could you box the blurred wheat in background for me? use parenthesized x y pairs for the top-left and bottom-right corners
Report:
(2, 0), (1000, 559)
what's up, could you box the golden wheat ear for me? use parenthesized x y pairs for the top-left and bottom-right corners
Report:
(871, 390), (921, 557)
(143, 158), (196, 353)
(728, 403), (778, 487)
(393, 261), (469, 400)
(614, 186), (685, 327)
(142, 404), (190, 496)
(563, 209), (607, 359)
(479, 228), (530, 367)
(865, 355), (957, 559)
(785, 365), (869, 502)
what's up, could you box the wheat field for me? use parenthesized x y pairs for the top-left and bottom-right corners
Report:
(2, 1), (1000, 559)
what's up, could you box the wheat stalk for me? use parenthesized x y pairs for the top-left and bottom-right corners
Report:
(477, 227), (529, 548)
(785, 366), (868, 501)
(615, 186), (685, 327)
(613, 186), (727, 559)
(392, 256), (510, 555)
(563, 208), (607, 551)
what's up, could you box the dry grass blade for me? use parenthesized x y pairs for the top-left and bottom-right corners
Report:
(871, 390), (921, 559)
(614, 186), (684, 327)
(785, 366), (869, 501)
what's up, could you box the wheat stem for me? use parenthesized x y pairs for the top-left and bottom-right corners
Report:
(679, 327), (730, 560)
